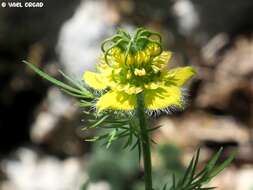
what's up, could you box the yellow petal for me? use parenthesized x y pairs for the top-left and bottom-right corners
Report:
(97, 62), (113, 75)
(126, 86), (143, 94)
(152, 51), (172, 68)
(144, 85), (182, 110)
(111, 83), (143, 95)
(144, 82), (160, 90)
(158, 51), (172, 62)
(96, 90), (136, 111)
(83, 71), (107, 90)
(166, 66), (196, 86)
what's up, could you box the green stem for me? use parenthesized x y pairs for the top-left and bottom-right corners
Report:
(136, 93), (153, 190)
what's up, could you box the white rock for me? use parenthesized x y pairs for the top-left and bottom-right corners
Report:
(1, 148), (87, 190)
(57, 0), (115, 76)
(30, 87), (76, 143)
(87, 181), (111, 190)
(172, 0), (199, 36)
(235, 167), (253, 190)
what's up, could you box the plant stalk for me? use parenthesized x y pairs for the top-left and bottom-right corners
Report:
(136, 93), (153, 190)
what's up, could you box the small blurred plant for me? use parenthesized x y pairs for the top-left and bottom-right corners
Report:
(24, 28), (235, 190)
(82, 140), (140, 190)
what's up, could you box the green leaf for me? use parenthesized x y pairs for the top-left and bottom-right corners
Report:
(58, 70), (93, 97)
(209, 151), (236, 178)
(172, 174), (176, 190)
(106, 129), (117, 148)
(79, 100), (94, 107)
(61, 88), (90, 98)
(181, 154), (195, 187)
(169, 147), (235, 190)
(82, 115), (110, 130)
(24, 61), (93, 98)
(205, 147), (223, 172)
(190, 148), (200, 180)
(162, 183), (167, 190)
(130, 139), (140, 151)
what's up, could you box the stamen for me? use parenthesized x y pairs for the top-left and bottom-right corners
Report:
(134, 68), (146, 76)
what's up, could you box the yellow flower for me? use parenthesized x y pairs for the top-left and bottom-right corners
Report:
(83, 29), (196, 112)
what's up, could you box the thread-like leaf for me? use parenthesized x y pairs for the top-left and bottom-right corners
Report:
(24, 61), (80, 93)
(24, 61), (93, 98)
(205, 147), (223, 172)
(58, 70), (93, 97)
(209, 151), (236, 178)
(79, 100), (94, 107)
(106, 129), (117, 148)
(162, 183), (167, 190)
(83, 115), (110, 130)
(169, 148), (234, 190)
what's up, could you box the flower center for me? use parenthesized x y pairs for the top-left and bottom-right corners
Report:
(134, 68), (146, 76)
(98, 28), (172, 92)
(101, 42), (169, 89)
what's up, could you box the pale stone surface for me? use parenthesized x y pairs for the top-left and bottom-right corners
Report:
(154, 112), (250, 147)
(1, 148), (86, 190)
(57, 0), (115, 76)
(87, 181), (111, 190)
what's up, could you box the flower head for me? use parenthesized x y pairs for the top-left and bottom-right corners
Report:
(83, 28), (196, 112)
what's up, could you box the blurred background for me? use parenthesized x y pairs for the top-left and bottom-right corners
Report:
(0, 0), (253, 189)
